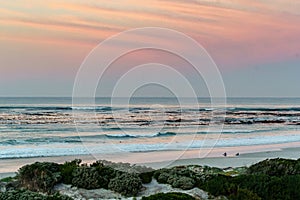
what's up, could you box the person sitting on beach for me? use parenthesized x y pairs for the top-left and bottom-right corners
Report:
(223, 152), (227, 157)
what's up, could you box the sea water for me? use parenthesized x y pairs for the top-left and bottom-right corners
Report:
(0, 97), (299, 159)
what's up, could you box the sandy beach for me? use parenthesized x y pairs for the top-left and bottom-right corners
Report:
(1, 142), (300, 179)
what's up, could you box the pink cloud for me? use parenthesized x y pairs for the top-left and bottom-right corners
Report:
(1, 0), (299, 71)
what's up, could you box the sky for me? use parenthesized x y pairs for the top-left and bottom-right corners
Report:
(0, 0), (300, 97)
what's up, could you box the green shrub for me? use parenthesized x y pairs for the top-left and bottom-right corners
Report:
(154, 167), (196, 189)
(60, 159), (81, 184)
(141, 192), (196, 200)
(70, 161), (118, 189)
(201, 174), (237, 196)
(17, 162), (61, 193)
(247, 158), (300, 176)
(0, 189), (73, 200)
(237, 175), (300, 200)
(108, 173), (143, 197)
(201, 173), (300, 200)
(90, 160), (120, 186)
(177, 167), (195, 177)
(171, 176), (195, 190)
(71, 166), (108, 189)
(97, 165), (118, 185)
(153, 168), (168, 180)
(156, 171), (171, 184)
(139, 171), (154, 184)
(0, 177), (14, 183)
(229, 188), (261, 200)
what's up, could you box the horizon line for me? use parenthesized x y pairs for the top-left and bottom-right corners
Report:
(0, 96), (300, 98)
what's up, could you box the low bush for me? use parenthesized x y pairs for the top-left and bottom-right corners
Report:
(200, 174), (236, 197)
(0, 177), (14, 183)
(71, 166), (108, 189)
(139, 171), (154, 184)
(108, 173), (143, 197)
(0, 189), (73, 200)
(247, 158), (300, 176)
(198, 172), (300, 200)
(155, 171), (171, 183)
(229, 188), (261, 200)
(17, 162), (61, 193)
(154, 167), (196, 190)
(234, 174), (300, 200)
(171, 176), (195, 190)
(60, 159), (81, 184)
(141, 192), (196, 200)
(96, 165), (118, 185)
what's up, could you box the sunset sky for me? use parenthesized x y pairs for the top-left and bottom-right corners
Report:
(1, 0), (300, 97)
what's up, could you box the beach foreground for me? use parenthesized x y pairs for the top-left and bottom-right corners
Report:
(1, 155), (300, 200)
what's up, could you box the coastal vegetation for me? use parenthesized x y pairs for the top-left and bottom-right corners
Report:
(108, 173), (143, 196)
(141, 192), (196, 200)
(1, 158), (300, 199)
(0, 189), (73, 200)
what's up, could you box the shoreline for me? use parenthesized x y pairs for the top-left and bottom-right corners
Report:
(1, 142), (300, 178)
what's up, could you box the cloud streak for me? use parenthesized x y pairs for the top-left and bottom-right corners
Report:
(1, 0), (300, 69)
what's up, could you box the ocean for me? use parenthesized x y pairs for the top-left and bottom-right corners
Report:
(0, 97), (300, 159)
